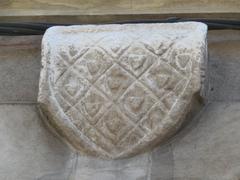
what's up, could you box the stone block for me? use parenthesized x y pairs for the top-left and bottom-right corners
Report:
(38, 22), (207, 158)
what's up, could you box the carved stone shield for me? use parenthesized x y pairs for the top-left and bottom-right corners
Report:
(38, 22), (207, 158)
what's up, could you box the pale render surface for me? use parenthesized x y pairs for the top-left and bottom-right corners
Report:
(38, 22), (207, 158)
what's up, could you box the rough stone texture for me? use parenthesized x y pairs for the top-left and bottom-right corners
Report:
(38, 22), (207, 158)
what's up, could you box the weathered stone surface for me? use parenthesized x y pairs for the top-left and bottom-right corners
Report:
(38, 22), (207, 158)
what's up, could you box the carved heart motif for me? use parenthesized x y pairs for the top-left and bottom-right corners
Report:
(84, 102), (101, 117)
(64, 75), (81, 97)
(106, 116), (122, 135)
(155, 74), (170, 88)
(65, 82), (78, 97)
(87, 61), (100, 75)
(176, 54), (190, 69)
(128, 96), (144, 112)
(107, 78), (121, 90)
(129, 54), (146, 70)
(105, 67), (128, 97)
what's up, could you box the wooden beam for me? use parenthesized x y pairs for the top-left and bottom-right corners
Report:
(0, 0), (239, 16)
(0, 0), (239, 23)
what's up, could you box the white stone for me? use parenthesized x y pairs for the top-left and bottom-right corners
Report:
(38, 22), (207, 159)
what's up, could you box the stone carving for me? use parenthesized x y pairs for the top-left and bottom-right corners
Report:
(38, 22), (207, 159)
